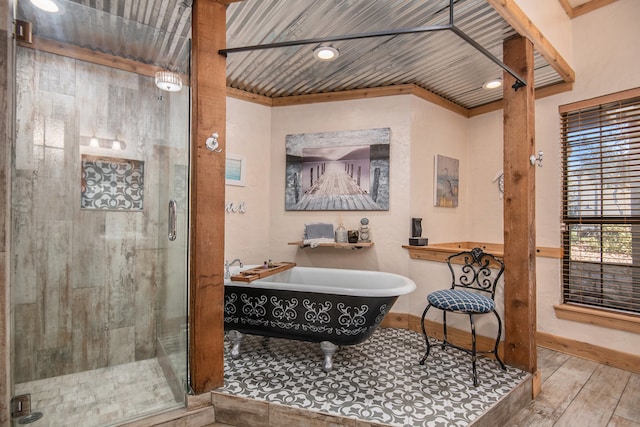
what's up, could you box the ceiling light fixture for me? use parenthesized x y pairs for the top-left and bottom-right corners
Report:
(155, 70), (183, 92)
(30, 0), (59, 13)
(313, 46), (339, 61)
(482, 79), (503, 90)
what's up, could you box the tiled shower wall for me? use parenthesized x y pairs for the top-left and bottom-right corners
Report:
(12, 47), (187, 383)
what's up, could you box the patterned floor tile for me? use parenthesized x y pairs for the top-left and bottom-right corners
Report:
(218, 328), (528, 426)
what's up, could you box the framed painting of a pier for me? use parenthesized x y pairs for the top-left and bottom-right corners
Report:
(434, 154), (459, 207)
(285, 128), (390, 211)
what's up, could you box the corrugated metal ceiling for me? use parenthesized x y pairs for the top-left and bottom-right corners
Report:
(17, 0), (566, 109)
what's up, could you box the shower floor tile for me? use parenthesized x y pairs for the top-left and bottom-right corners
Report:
(217, 327), (529, 426)
(14, 358), (180, 427)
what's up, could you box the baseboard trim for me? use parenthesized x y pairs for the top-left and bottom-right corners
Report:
(382, 313), (505, 357)
(536, 330), (640, 374)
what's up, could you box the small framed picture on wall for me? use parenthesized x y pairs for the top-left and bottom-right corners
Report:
(434, 154), (459, 207)
(225, 154), (246, 186)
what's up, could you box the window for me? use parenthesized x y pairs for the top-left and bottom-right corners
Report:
(561, 89), (640, 315)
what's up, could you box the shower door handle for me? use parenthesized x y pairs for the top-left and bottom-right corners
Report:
(168, 200), (177, 241)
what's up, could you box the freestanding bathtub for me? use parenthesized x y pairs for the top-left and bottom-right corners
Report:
(223, 266), (416, 371)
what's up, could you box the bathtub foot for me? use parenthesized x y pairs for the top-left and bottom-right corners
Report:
(228, 330), (244, 359)
(320, 341), (338, 372)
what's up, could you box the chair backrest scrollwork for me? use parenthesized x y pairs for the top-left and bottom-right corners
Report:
(446, 247), (505, 299)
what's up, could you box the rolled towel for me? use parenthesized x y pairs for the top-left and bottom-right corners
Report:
(304, 223), (334, 240)
(303, 238), (336, 248)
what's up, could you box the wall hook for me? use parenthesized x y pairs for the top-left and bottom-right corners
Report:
(530, 150), (543, 167)
(205, 132), (222, 152)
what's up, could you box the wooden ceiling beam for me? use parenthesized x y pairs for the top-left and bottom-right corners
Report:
(264, 84), (470, 117)
(558, 0), (619, 18)
(227, 80), (573, 118)
(18, 37), (167, 80)
(487, 0), (575, 84)
(226, 87), (273, 107)
(557, 0), (575, 17)
(572, 0), (619, 18)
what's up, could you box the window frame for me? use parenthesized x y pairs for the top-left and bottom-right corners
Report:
(559, 88), (640, 320)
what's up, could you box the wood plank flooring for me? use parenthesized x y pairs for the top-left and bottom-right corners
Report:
(510, 347), (640, 427)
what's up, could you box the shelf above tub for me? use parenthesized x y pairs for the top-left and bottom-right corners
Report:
(289, 241), (374, 249)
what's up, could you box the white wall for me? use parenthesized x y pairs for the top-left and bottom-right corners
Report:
(224, 97), (272, 264)
(407, 96), (473, 324)
(409, 97), (469, 245)
(224, 0), (640, 356)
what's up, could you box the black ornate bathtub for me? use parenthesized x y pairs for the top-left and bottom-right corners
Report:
(223, 266), (416, 371)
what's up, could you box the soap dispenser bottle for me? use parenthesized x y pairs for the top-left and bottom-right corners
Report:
(335, 223), (348, 243)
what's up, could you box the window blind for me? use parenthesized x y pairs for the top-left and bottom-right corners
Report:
(561, 91), (640, 314)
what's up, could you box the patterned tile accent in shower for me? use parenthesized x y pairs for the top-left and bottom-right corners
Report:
(219, 328), (529, 426)
(81, 155), (144, 211)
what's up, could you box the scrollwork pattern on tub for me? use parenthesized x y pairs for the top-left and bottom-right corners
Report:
(375, 304), (389, 324)
(224, 316), (239, 324)
(271, 320), (300, 330)
(337, 303), (369, 327)
(335, 326), (369, 336)
(270, 296), (298, 321)
(224, 293), (238, 315)
(301, 324), (333, 334)
(241, 294), (268, 317)
(241, 317), (270, 327)
(303, 300), (332, 324)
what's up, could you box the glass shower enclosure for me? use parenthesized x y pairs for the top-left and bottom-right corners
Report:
(10, 1), (191, 425)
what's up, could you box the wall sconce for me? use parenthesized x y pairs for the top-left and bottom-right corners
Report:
(530, 150), (543, 167)
(81, 136), (126, 151)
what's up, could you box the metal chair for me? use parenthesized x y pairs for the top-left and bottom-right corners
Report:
(419, 247), (506, 386)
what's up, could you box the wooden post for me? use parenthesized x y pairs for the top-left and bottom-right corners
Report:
(502, 35), (537, 376)
(190, 0), (227, 393)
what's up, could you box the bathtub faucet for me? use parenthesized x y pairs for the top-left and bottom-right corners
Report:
(224, 258), (243, 279)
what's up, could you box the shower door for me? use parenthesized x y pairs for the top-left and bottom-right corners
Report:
(10, 1), (191, 425)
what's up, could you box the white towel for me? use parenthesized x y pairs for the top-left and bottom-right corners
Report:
(303, 238), (336, 248)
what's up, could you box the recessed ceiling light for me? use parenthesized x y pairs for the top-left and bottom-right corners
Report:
(482, 79), (503, 90)
(313, 46), (339, 61)
(30, 0), (59, 13)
